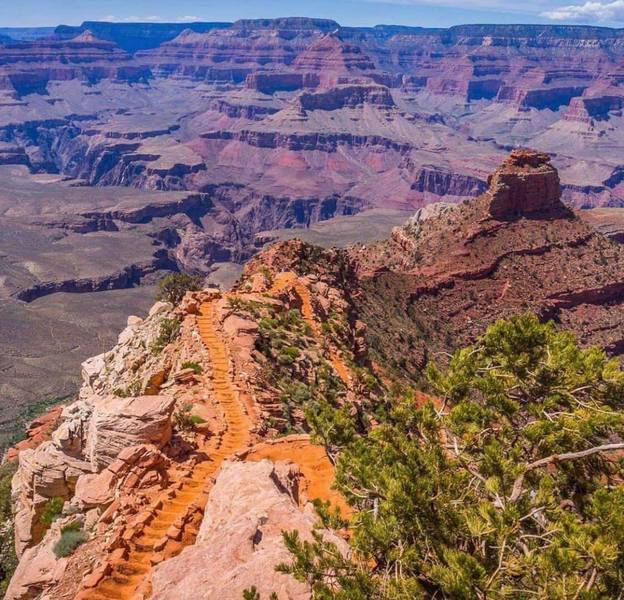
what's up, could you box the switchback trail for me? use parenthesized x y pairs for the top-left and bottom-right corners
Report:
(271, 272), (352, 386)
(81, 298), (251, 600)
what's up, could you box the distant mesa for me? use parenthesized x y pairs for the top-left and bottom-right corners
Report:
(297, 83), (396, 111)
(232, 17), (340, 32)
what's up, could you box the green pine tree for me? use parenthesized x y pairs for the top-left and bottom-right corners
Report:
(278, 313), (624, 599)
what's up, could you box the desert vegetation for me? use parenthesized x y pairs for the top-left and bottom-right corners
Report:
(279, 314), (624, 598)
(156, 273), (203, 305)
(53, 522), (88, 558)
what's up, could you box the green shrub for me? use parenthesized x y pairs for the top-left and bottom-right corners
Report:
(280, 313), (624, 599)
(173, 403), (205, 430)
(259, 317), (279, 330)
(156, 273), (203, 305)
(242, 586), (277, 600)
(151, 318), (181, 354)
(113, 379), (142, 398)
(53, 525), (88, 558)
(278, 346), (300, 366)
(181, 361), (203, 374)
(227, 297), (266, 318)
(60, 521), (82, 534)
(40, 497), (64, 527)
(260, 266), (274, 286)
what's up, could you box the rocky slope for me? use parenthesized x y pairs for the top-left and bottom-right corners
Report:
(245, 149), (624, 382)
(5, 149), (624, 599)
(4, 263), (364, 598)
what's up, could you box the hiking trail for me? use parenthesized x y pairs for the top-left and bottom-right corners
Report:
(81, 298), (251, 599)
(271, 272), (351, 386)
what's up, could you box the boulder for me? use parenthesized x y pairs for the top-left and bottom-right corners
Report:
(85, 395), (176, 470)
(74, 444), (170, 509)
(149, 459), (349, 600)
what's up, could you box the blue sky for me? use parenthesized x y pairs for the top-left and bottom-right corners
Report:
(2, 0), (624, 28)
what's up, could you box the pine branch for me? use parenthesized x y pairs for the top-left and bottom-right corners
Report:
(509, 442), (624, 502)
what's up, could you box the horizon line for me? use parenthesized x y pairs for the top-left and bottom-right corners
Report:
(2, 18), (624, 31)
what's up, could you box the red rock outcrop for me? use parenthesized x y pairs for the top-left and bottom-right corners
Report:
(4, 405), (64, 462)
(485, 149), (562, 219)
(297, 83), (395, 111)
(74, 444), (170, 509)
(148, 459), (349, 600)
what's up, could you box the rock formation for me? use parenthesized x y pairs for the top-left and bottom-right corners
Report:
(6, 148), (624, 600)
(149, 460), (348, 599)
(486, 150), (562, 219)
(11, 392), (175, 557)
(84, 395), (175, 470)
(346, 149), (624, 375)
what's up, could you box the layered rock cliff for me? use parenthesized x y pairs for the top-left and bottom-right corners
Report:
(350, 149), (624, 375)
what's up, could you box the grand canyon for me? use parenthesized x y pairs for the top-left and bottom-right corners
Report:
(2, 12), (624, 599)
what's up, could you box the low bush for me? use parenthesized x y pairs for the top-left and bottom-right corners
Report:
(181, 361), (203, 374)
(151, 318), (181, 355)
(53, 523), (88, 558)
(113, 379), (142, 398)
(278, 346), (300, 365)
(40, 497), (64, 527)
(173, 403), (205, 430)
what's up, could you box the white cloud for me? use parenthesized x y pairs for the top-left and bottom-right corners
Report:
(361, 0), (540, 10)
(100, 15), (164, 23)
(541, 0), (624, 22)
(176, 16), (200, 23)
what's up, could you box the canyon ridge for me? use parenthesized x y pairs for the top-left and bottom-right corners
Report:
(3, 148), (624, 598)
